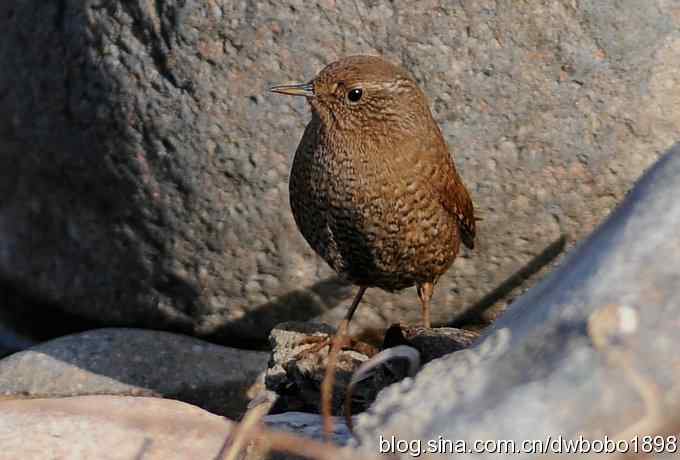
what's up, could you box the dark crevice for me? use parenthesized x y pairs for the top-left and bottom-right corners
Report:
(54, 0), (74, 122)
(150, 0), (181, 89)
(154, 0), (172, 50)
(54, 0), (66, 31)
(119, 1), (181, 91)
(0, 281), (107, 357)
(63, 71), (74, 122)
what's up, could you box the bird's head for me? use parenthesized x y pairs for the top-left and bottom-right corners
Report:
(271, 55), (434, 139)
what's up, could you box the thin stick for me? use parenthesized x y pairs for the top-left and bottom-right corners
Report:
(217, 402), (270, 460)
(321, 286), (367, 440)
(321, 318), (349, 440)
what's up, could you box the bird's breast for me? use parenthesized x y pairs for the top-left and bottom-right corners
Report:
(289, 137), (460, 290)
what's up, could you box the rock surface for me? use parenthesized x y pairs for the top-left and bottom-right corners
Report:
(264, 412), (354, 446)
(1, 1), (679, 342)
(383, 324), (479, 364)
(0, 396), (233, 460)
(0, 328), (268, 418)
(354, 144), (680, 457)
(264, 321), (478, 415)
(265, 322), (371, 415)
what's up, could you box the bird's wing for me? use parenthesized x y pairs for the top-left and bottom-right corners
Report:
(440, 166), (476, 250)
(402, 129), (477, 250)
(417, 130), (476, 250)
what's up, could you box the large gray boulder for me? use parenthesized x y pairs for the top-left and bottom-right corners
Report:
(0, 328), (268, 418)
(353, 144), (680, 457)
(1, 1), (679, 342)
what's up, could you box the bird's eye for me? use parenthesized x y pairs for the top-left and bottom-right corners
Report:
(347, 88), (363, 103)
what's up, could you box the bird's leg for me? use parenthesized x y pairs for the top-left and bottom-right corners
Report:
(297, 285), (369, 354)
(321, 286), (367, 439)
(417, 282), (434, 328)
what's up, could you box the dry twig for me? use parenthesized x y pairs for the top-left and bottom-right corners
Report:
(320, 319), (350, 439)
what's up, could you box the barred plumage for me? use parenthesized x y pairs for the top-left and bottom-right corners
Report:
(272, 55), (476, 329)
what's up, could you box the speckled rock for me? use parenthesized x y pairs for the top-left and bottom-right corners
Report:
(264, 322), (479, 416)
(354, 144), (680, 457)
(1, 1), (679, 343)
(0, 396), (233, 460)
(0, 328), (268, 418)
(265, 321), (372, 415)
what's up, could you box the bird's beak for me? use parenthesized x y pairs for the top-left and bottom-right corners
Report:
(269, 81), (314, 97)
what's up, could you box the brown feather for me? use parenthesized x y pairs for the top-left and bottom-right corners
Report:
(441, 166), (476, 250)
(281, 55), (476, 293)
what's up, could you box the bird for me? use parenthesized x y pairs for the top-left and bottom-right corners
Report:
(271, 55), (476, 334)
(271, 55), (476, 436)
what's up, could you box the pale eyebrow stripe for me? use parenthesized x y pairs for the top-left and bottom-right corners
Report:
(346, 78), (412, 94)
(379, 78), (412, 93)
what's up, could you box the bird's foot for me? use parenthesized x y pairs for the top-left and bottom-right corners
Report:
(295, 334), (335, 359)
(296, 333), (377, 359)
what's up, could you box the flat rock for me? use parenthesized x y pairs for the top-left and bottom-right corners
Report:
(354, 144), (680, 457)
(0, 328), (269, 418)
(383, 325), (479, 364)
(0, 395), (233, 460)
(2, 1), (680, 343)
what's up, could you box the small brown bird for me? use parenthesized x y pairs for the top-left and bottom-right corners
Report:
(271, 55), (475, 331)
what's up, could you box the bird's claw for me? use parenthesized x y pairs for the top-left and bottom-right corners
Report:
(295, 333), (377, 359)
